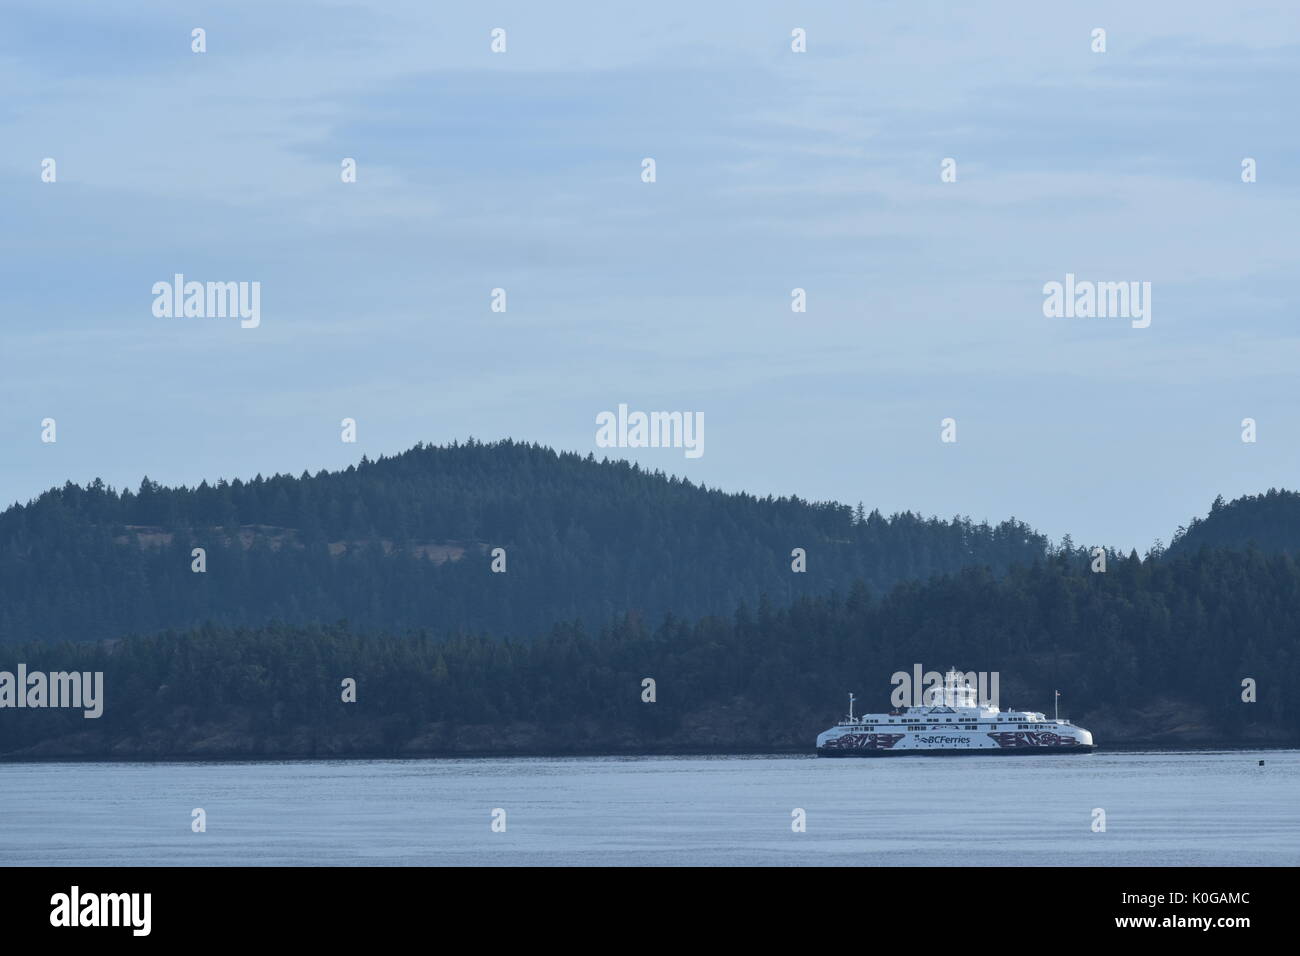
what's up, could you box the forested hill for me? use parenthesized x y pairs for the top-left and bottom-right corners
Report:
(3, 546), (1292, 758)
(1169, 489), (1300, 556)
(0, 439), (1049, 645)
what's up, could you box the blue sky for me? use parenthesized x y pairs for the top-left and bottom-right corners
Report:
(2, 1), (1299, 550)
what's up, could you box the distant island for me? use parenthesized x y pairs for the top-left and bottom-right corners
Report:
(1, 440), (1296, 758)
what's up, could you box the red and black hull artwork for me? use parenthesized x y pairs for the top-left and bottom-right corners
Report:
(986, 731), (1093, 752)
(816, 732), (907, 755)
(817, 730), (1096, 757)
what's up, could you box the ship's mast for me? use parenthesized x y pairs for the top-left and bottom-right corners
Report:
(848, 693), (855, 722)
(1055, 689), (1060, 721)
(943, 667), (977, 708)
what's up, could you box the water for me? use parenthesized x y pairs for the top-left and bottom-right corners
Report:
(2, 751), (1296, 866)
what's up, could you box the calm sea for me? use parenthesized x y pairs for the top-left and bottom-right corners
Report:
(2, 750), (1296, 866)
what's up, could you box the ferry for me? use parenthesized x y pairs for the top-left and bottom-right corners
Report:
(816, 668), (1095, 756)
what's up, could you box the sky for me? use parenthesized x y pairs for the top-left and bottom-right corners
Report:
(2, 1), (1299, 551)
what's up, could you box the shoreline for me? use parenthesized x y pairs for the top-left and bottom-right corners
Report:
(3, 742), (1297, 765)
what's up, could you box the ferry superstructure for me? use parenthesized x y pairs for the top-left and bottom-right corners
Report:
(815, 668), (1095, 757)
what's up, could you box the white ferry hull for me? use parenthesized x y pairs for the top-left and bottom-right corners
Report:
(816, 669), (1095, 757)
(816, 729), (1095, 757)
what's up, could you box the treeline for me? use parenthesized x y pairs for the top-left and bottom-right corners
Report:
(3, 546), (1291, 758)
(1170, 489), (1300, 556)
(0, 439), (1049, 645)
